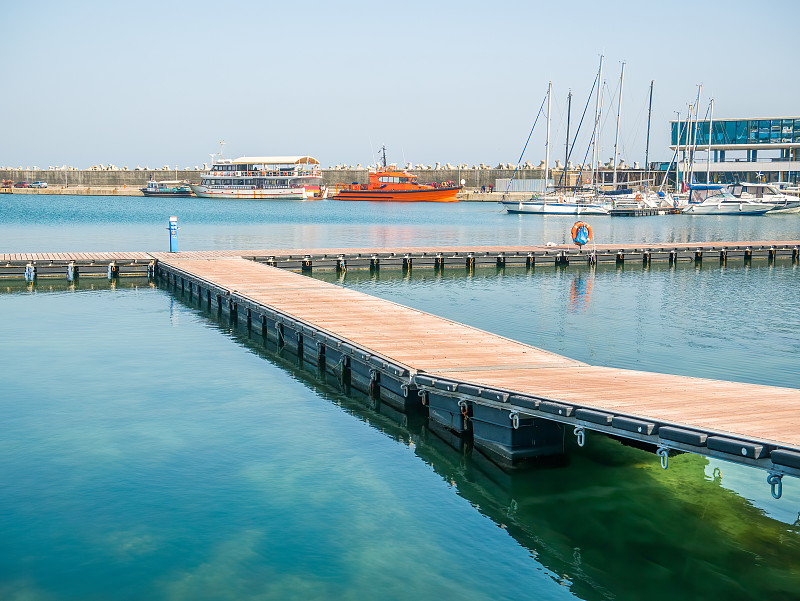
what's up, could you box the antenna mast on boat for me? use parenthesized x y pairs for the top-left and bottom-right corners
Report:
(564, 90), (572, 191)
(682, 106), (691, 189)
(644, 80), (653, 190)
(612, 61), (625, 190)
(591, 54), (604, 194)
(688, 85), (702, 186)
(379, 145), (387, 167)
(706, 98), (714, 185)
(544, 81), (552, 190)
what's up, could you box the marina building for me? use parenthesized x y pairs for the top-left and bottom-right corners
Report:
(663, 116), (800, 186)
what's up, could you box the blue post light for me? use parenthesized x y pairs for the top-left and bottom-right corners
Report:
(168, 216), (179, 252)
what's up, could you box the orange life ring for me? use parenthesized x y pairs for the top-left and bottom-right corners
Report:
(635, 192), (644, 202)
(571, 221), (593, 244)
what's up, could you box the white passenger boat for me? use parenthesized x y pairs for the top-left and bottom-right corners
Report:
(500, 195), (609, 215)
(190, 156), (326, 200)
(681, 184), (774, 215)
(726, 182), (800, 213)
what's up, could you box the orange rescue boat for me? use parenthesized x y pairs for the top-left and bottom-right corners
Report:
(332, 165), (461, 202)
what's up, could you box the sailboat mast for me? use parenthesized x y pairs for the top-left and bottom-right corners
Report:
(564, 90), (572, 191)
(682, 106), (691, 189)
(688, 84), (702, 187)
(706, 98), (714, 184)
(592, 54), (604, 191)
(544, 81), (552, 188)
(644, 80), (653, 190)
(612, 62), (625, 189)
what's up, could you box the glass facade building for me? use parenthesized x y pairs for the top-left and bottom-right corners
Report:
(668, 116), (800, 185)
(671, 118), (800, 147)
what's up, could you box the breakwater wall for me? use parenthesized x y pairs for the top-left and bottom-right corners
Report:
(1, 166), (664, 190)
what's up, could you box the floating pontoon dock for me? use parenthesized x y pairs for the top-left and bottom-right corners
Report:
(4, 243), (800, 499)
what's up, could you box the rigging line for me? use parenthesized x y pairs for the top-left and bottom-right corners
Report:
(659, 118), (689, 192)
(573, 113), (599, 192)
(624, 89), (649, 158)
(505, 90), (549, 194)
(558, 70), (600, 188)
(689, 102), (712, 183)
(598, 83), (615, 142)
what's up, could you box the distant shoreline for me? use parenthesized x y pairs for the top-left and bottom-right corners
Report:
(3, 185), (523, 202)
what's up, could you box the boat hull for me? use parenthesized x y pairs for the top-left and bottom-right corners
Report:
(500, 200), (609, 215)
(140, 190), (193, 197)
(681, 202), (774, 215)
(189, 184), (324, 200)
(332, 187), (460, 202)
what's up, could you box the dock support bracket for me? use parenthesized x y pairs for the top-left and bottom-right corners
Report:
(657, 446), (670, 470)
(107, 262), (119, 279)
(301, 257), (312, 272)
(24, 263), (36, 282)
(526, 252), (535, 268)
(768, 472), (783, 499)
(694, 250), (703, 263)
(370, 256), (380, 271)
(66, 262), (78, 281)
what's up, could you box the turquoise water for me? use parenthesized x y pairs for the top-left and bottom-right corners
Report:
(2, 280), (800, 601)
(0, 194), (798, 251)
(1, 197), (800, 600)
(314, 260), (800, 389)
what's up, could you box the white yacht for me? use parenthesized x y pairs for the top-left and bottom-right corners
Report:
(681, 184), (774, 215)
(500, 194), (609, 215)
(726, 182), (799, 213)
(190, 156), (326, 200)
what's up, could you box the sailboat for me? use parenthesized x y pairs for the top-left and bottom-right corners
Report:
(500, 63), (610, 215)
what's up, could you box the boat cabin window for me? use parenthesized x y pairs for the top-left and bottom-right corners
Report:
(378, 176), (411, 183)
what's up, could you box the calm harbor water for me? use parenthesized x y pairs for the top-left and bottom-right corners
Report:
(1, 194), (799, 251)
(1, 196), (799, 600)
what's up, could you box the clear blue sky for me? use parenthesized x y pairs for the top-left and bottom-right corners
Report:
(4, 0), (796, 170)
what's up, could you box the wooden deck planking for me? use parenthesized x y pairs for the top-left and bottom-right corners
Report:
(161, 257), (800, 449)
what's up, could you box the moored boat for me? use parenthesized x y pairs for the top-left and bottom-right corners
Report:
(500, 195), (609, 214)
(190, 156), (326, 200)
(140, 179), (193, 197)
(332, 165), (460, 202)
(681, 184), (775, 215)
(726, 182), (800, 213)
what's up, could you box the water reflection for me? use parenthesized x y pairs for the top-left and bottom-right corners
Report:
(165, 282), (800, 601)
(313, 259), (800, 390)
(568, 271), (594, 314)
(0, 276), (153, 296)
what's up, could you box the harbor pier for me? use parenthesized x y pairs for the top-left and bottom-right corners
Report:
(3, 242), (800, 498)
(3, 241), (798, 279)
(149, 253), (800, 499)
